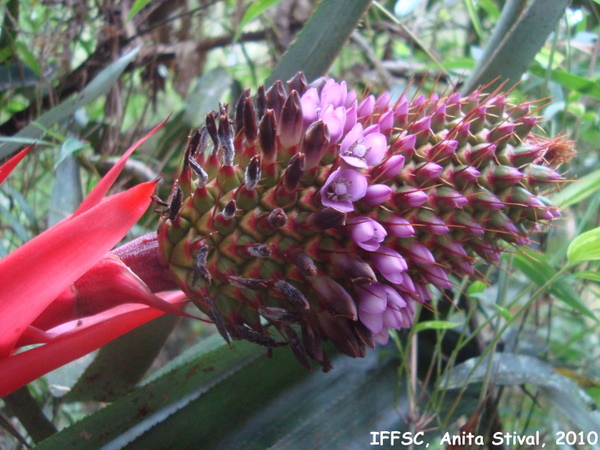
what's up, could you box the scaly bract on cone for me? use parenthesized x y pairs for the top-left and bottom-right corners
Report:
(157, 72), (569, 371)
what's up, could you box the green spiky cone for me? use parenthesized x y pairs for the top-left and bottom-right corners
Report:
(157, 73), (571, 371)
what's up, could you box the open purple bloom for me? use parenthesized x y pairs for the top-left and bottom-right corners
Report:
(320, 168), (368, 212)
(347, 216), (387, 251)
(339, 123), (387, 169)
(356, 283), (414, 345)
(372, 245), (408, 284)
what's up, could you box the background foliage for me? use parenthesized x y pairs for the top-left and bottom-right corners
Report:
(1, 0), (600, 448)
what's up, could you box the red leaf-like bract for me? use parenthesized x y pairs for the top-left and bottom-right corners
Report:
(0, 180), (157, 357)
(0, 292), (185, 398)
(0, 145), (33, 184)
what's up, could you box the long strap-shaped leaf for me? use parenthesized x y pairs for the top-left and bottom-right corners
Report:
(0, 46), (140, 160)
(462, 0), (569, 94)
(266, 0), (372, 85)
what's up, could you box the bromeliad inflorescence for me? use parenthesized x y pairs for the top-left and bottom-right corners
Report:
(157, 72), (569, 371)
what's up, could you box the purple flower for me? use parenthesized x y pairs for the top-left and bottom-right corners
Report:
(382, 216), (415, 238)
(320, 104), (347, 144)
(347, 216), (387, 251)
(320, 168), (368, 212)
(362, 184), (392, 207)
(372, 245), (408, 284)
(356, 283), (414, 345)
(300, 88), (319, 127)
(357, 95), (375, 119)
(339, 123), (387, 169)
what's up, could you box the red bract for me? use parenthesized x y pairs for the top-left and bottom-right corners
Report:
(0, 144), (33, 184)
(0, 120), (186, 397)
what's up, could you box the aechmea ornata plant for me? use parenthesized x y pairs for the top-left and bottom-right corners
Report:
(157, 72), (570, 371)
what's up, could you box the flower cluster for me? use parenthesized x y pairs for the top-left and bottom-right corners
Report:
(157, 72), (568, 370)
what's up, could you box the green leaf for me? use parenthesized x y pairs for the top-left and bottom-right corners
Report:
(63, 315), (180, 402)
(529, 65), (600, 100)
(443, 353), (600, 433)
(415, 320), (460, 332)
(0, 46), (140, 160)
(54, 138), (88, 169)
(571, 271), (600, 283)
(513, 247), (598, 322)
(567, 227), (600, 265)
(38, 340), (411, 449)
(233, 0), (282, 43)
(551, 169), (600, 207)
(462, 0), (569, 93)
(491, 303), (514, 321)
(127, 0), (153, 22)
(266, 0), (372, 85)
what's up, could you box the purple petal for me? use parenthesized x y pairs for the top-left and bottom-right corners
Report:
(359, 309), (384, 334)
(363, 184), (392, 207)
(320, 168), (368, 212)
(384, 216), (415, 238)
(372, 245), (407, 284)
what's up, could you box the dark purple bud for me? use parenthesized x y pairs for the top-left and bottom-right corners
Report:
(301, 120), (330, 170)
(259, 109), (278, 164)
(305, 207), (346, 231)
(243, 97), (258, 144)
(168, 185), (183, 221)
(266, 80), (286, 120)
(235, 88), (251, 134)
(257, 84), (267, 119)
(329, 252), (377, 285)
(310, 276), (357, 320)
(205, 111), (220, 156)
(274, 280), (310, 310)
(203, 297), (229, 344)
(244, 155), (262, 191)
(294, 252), (318, 276)
(286, 71), (308, 95)
(278, 91), (304, 149)
(218, 108), (235, 166)
(283, 153), (305, 193)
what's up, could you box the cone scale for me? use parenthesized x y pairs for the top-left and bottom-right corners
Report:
(157, 73), (569, 371)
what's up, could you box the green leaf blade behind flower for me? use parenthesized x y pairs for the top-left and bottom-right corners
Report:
(567, 227), (600, 265)
(266, 0), (372, 85)
(512, 248), (598, 322)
